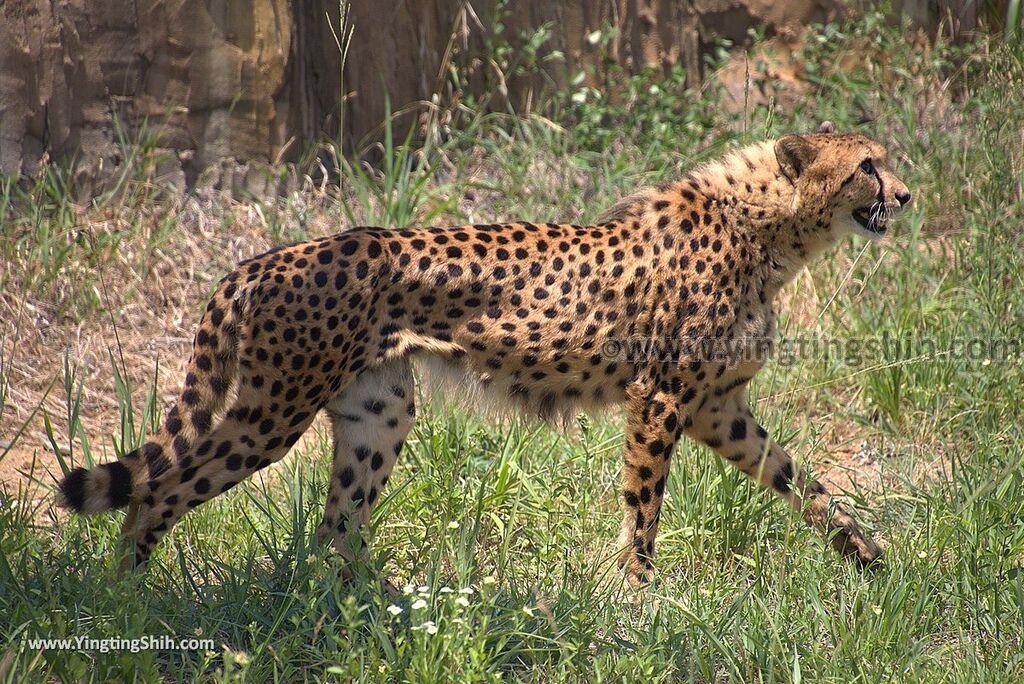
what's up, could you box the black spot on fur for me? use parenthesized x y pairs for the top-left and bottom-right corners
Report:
(339, 467), (355, 488)
(60, 468), (88, 512)
(773, 461), (795, 493)
(730, 418), (747, 441)
(106, 461), (133, 508)
(192, 410), (212, 433)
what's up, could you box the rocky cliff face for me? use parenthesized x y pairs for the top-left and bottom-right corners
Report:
(0, 0), (979, 194)
(1, 0), (303, 194)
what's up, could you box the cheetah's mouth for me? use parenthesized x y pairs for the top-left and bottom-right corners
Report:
(852, 204), (889, 235)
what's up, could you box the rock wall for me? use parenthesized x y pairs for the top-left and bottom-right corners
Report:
(0, 0), (983, 194)
(1, 0), (299, 194)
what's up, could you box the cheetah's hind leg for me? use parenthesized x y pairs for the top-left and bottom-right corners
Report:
(119, 382), (320, 571)
(317, 359), (416, 589)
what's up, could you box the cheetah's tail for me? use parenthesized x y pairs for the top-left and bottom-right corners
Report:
(58, 277), (248, 514)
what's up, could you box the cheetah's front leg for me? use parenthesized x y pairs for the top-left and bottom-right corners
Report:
(617, 382), (685, 587)
(690, 392), (882, 565)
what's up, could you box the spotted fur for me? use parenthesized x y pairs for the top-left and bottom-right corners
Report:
(59, 127), (910, 584)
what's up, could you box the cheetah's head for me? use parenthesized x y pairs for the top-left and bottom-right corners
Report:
(775, 124), (912, 241)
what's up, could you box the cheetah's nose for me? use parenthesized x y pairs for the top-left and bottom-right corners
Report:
(895, 191), (911, 206)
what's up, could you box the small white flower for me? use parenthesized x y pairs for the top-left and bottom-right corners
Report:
(571, 91), (587, 104)
(523, 606), (534, 617)
(386, 605), (404, 616)
(418, 585), (429, 593)
(412, 598), (428, 610)
(872, 605), (883, 615)
(456, 596), (470, 607)
(403, 584), (416, 595)
(918, 550), (928, 559)
(459, 587), (474, 595)
(448, 520), (460, 529)
(439, 587), (454, 594)
(586, 30), (602, 45)
(415, 620), (439, 634)
(482, 576), (497, 586)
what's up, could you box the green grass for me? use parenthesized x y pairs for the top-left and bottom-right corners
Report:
(2, 12), (1024, 682)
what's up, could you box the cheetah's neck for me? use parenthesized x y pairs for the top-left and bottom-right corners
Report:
(685, 141), (836, 297)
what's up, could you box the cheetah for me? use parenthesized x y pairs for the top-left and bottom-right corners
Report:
(59, 123), (910, 586)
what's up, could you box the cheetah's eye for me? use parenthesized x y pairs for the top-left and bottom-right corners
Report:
(859, 158), (874, 175)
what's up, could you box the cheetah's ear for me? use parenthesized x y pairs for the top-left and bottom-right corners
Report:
(816, 120), (837, 134)
(775, 134), (819, 181)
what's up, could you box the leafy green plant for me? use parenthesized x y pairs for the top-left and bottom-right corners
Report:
(1005, 0), (1022, 41)
(331, 100), (456, 228)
